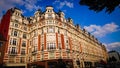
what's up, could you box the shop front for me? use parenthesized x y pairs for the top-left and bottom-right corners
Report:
(27, 59), (73, 68)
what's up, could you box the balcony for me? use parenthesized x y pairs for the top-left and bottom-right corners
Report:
(21, 53), (26, 55)
(32, 50), (37, 55)
(8, 52), (17, 56)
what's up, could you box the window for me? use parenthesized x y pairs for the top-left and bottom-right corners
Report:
(30, 41), (32, 46)
(10, 38), (17, 45)
(10, 39), (12, 45)
(48, 20), (52, 24)
(41, 44), (44, 51)
(13, 39), (17, 45)
(58, 43), (61, 49)
(33, 38), (38, 45)
(48, 26), (54, 33)
(21, 49), (25, 55)
(50, 10), (52, 12)
(47, 43), (56, 50)
(34, 31), (37, 37)
(42, 28), (44, 34)
(66, 40), (68, 43)
(14, 31), (18, 36)
(9, 47), (17, 54)
(20, 57), (25, 63)
(15, 23), (18, 27)
(28, 57), (30, 62)
(33, 56), (37, 61)
(23, 33), (27, 39)
(24, 27), (27, 31)
(15, 19), (18, 22)
(11, 30), (13, 36)
(48, 14), (52, 19)
(48, 10), (52, 12)
(0, 42), (3, 47)
(49, 52), (55, 59)
(58, 28), (60, 33)
(33, 46), (37, 52)
(65, 30), (67, 35)
(0, 52), (1, 57)
(9, 56), (15, 63)
(22, 41), (26, 47)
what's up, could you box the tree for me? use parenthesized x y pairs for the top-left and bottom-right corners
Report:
(108, 56), (117, 62)
(111, 56), (117, 62)
(79, 0), (120, 13)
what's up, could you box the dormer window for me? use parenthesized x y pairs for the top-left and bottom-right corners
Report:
(48, 14), (52, 19)
(48, 10), (52, 12)
(15, 23), (18, 27)
(49, 10), (52, 12)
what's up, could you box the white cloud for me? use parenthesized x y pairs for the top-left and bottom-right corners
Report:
(24, 0), (42, 11)
(84, 22), (119, 37)
(65, 1), (73, 8)
(24, 0), (42, 12)
(105, 42), (120, 53)
(109, 42), (120, 48)
(0, 0), (19, 22)
(53, 0), (74, 9)
(0, 0), (42, 21)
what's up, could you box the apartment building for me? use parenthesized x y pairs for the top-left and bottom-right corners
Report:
(0, 6), (108, 68)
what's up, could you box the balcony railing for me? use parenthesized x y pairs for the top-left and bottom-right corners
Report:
(32, 50), (37, 55)
(21, 53), (26, 55)
(8, 52), (17, 56)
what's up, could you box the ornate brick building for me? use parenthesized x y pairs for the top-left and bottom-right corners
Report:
(0, 6), (108, 68)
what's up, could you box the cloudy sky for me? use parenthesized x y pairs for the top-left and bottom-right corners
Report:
(0, 0), (120, 53)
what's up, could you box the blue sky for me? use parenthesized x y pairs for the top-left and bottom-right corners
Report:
(0, 0), (120, 53)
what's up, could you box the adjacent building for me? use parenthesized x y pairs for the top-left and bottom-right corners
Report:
(0, 6), (108, 68)
(0, 34), (6, 67)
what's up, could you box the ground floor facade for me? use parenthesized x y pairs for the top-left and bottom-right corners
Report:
(1, 59), (106, 68)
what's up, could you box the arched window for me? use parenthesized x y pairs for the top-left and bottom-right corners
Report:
(14, 31), (17, 36)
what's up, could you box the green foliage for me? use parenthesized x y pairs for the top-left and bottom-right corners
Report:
(79, 0), (120, 13)
(108, 56), (117, 62)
